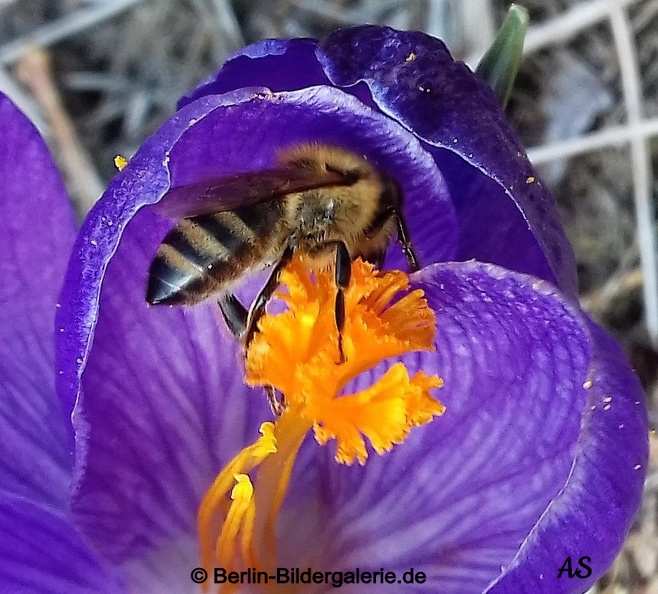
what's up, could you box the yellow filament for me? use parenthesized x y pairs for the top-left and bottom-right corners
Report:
(197, 423), (276, 578)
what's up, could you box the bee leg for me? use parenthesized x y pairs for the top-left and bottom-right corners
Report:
(218, 293), (248, 339)
(243, 243), (295, 350)
(334, 241), (351, 364)
(265, 386), (286, 417)
(372, 251), (386, 270)
(218, 294), (282, 415)
(395, 209), (420, 272)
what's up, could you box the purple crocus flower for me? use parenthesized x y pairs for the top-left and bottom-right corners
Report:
(1, 25), (648, 594)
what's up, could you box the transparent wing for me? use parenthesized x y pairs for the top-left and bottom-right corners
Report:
(154, 166), (348, 218)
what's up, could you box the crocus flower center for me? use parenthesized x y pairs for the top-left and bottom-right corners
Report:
(197, 258), (444, 591)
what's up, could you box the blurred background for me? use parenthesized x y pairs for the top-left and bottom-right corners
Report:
(0, 0), (656, 592)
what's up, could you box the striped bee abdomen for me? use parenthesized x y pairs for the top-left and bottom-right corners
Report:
(147, 202), (281, 306)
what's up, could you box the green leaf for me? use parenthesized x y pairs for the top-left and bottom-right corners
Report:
(475, 4), (529, 108)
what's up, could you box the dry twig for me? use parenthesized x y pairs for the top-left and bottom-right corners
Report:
(15, 47), (104, 217)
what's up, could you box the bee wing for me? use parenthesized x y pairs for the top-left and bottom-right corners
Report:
(154, 167), (347, 218)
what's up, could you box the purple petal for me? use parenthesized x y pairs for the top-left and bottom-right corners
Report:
(276, 262), (646, 594)
(69, 205), (270, 572)
(0, 93), (75, 507)
(0, 493), (125, 593)
(57, 86), (455, 579)
(178, 38), (329, 109)
(317, 26), (578, 297)
(485, 319), (648, 593)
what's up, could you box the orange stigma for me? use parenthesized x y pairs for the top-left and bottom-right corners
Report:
(197, 258), (444, 589)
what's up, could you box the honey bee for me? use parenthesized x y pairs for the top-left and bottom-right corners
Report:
(147, 144), (418, 363)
